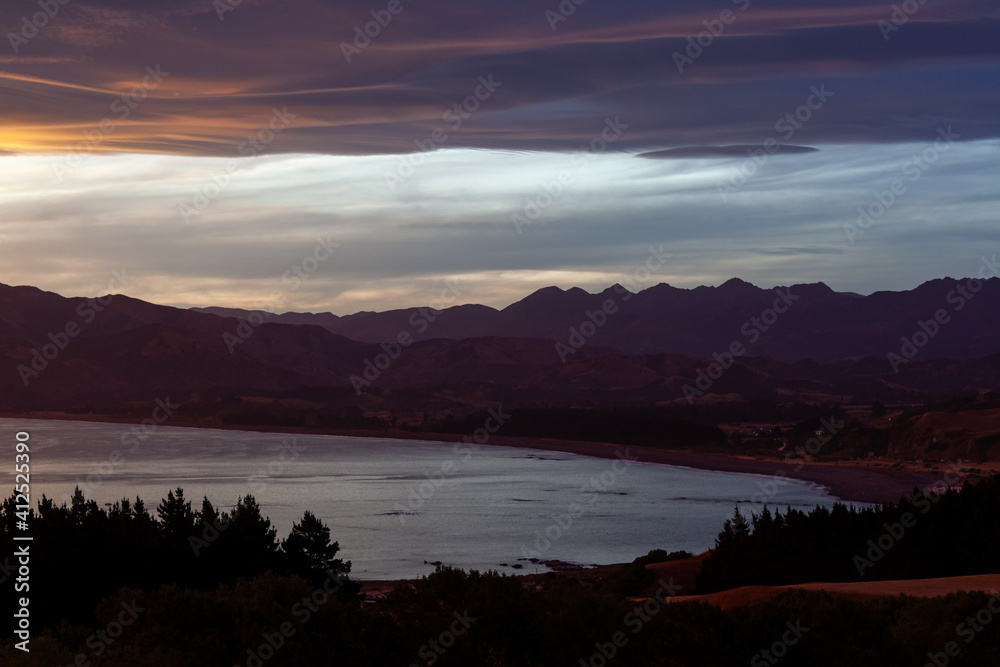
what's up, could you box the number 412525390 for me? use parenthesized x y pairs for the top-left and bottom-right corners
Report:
(15, 431), (30, 526)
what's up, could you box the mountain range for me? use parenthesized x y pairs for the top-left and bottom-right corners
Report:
(193, 277), (1000, 363)
(2, 278), (999, 417)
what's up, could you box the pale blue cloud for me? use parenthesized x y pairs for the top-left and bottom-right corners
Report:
(1, 139), (998, 311)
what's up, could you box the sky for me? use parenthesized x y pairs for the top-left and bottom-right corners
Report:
(1, 0), (998, 313)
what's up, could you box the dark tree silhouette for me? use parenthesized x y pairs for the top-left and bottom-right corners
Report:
(715, 504), (750, 550)
(156, 487), (196, 543)
(284, 511), (348, 579)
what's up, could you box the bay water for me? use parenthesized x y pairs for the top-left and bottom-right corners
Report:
(3, 418), (838, 579)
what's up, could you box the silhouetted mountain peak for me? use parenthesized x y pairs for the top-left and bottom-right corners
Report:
(597, 284), (630, 300)
(639, 282), (681, 296)
(519, 285), (568, 300)
(502, 286), (591, 314)
(717, 277), (760, 294)
(719, 277), (756, 289)
(785, 281), (838, 300)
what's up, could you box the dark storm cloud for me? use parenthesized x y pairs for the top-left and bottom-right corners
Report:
(1, 0), (998, 156)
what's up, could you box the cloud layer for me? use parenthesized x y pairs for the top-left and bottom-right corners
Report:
(1, 0), (998, 157)
(1, 139), (998, 312)
(1, 0), (998, 313)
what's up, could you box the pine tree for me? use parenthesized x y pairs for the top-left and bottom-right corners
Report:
(157, 487), (195, 542)
(715, 504), (751, 550)
(283, 510), (350, 581)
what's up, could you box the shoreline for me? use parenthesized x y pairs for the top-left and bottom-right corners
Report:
(1, 411), (956, 504)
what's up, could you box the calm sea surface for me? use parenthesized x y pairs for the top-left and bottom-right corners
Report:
(3, 418), (840, 579)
